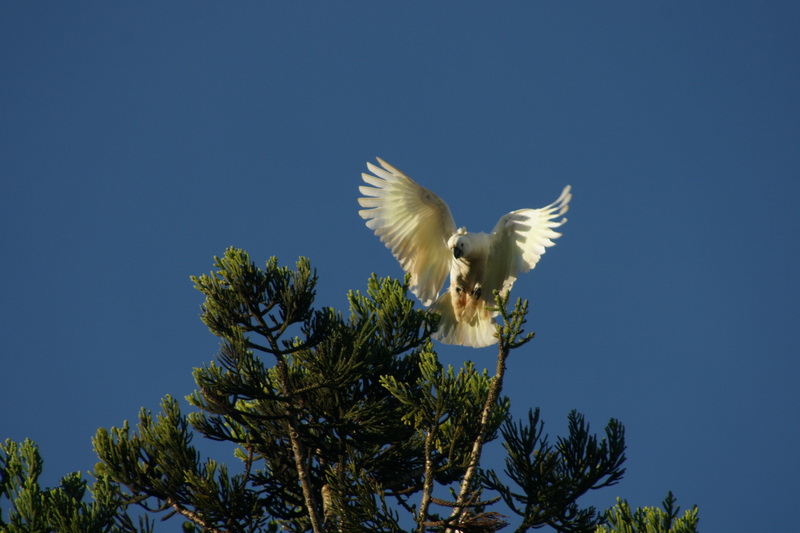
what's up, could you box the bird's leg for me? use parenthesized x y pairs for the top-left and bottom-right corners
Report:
(450, 284), (484, 324)
(460, 285), (483, 321)
(451, 286), (466, 321)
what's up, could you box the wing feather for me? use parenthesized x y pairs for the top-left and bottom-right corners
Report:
(358, 158), (457, 306)
(484, 185), (572, 296)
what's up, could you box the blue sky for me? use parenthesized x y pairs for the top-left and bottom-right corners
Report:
(1, 2), (798, 531)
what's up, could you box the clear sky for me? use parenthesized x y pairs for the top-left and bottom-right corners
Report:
(2, 2), (798, 531)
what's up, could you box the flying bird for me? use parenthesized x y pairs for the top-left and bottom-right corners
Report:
(358, 158), (571, 348)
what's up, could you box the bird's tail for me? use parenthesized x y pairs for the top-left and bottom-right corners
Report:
(429, 291), (497, 348)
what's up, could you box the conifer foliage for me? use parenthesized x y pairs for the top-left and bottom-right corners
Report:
(0, 439), (147, 532)
(2, 249), (699, 532)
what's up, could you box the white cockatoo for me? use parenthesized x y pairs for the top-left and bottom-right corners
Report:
(358, 158), (571, 348)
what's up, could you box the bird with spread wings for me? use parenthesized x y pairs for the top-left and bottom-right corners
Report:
(358, 158), (571, 348)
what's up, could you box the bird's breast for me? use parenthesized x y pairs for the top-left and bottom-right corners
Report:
(450, 255), (486, 293)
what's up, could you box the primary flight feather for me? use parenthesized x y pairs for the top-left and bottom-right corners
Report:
(358, 158), (571, 348)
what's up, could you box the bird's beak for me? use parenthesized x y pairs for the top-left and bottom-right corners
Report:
(453, 247), (463, 259)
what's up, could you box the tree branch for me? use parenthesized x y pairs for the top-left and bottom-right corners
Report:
(273, 353), (324, 533)
(447, 293), (525, 531)
(446, 336), (510, 530)
(416, 429), (436, 532)
(164, 497), (223, 533)
(244, 287), (324, 533)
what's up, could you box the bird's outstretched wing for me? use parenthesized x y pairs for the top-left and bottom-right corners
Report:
(483, 185), (572, 297)
(358, 158), (457, 306)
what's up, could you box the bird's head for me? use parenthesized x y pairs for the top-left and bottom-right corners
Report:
(448, 229), (470, 260)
